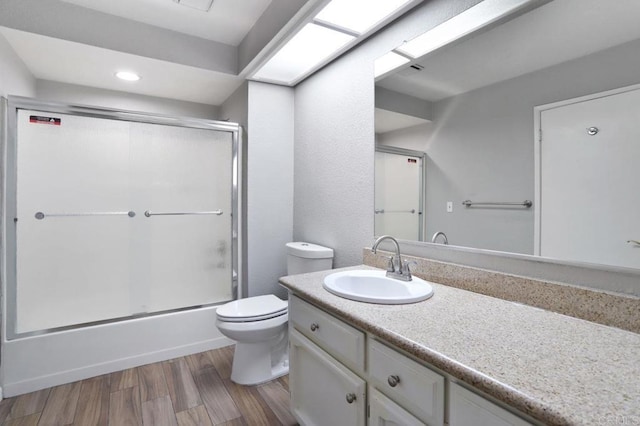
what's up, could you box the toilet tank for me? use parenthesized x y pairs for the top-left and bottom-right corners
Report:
(286, 242), (334, 275)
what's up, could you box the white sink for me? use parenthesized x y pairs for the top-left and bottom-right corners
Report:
(323, 270), (434, 304)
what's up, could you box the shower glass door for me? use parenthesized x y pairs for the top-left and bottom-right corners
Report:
(10, 102), (239, 336)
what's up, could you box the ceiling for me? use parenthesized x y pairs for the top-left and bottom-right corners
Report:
(58, 0), (272, 46)
(0, 27), (240, 105)
(378, 0), (640, 102)
(0, 0), (307, 105)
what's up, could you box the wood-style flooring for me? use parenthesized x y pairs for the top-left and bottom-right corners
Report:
(0, 345), (297, 426)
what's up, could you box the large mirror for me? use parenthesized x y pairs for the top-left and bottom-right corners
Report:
(374, 0), (640, 270)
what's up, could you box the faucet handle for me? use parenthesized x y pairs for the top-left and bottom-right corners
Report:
(401, 260), (418, 279)
(385, 256), (396, 273)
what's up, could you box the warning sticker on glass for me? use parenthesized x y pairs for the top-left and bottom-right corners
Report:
(29, 115), (61, 125)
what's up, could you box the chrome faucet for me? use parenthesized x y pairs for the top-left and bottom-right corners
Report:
(431, 231), (448, 245)
(371, 235), (414, 281)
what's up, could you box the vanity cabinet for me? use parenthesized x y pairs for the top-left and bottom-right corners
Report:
(288, 295), (534, 426)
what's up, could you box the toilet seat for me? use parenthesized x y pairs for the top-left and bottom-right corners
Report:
(217, 294), (288, 323)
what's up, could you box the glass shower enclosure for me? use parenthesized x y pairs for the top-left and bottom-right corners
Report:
(4, 97), (241, 338)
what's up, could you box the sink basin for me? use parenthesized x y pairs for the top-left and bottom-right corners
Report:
(323, 270), (434, 304)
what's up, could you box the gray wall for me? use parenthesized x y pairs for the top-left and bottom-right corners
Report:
(293, 0), (482, 267)
(385, 37), (640, 255)
(36, 80), (219, 119)
(0, 33), (35, 97)
(247, 82), (294, 298)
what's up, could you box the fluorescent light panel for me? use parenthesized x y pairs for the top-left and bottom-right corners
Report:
(397, 0), (531, 58)
(374, 51), (410, 78)
(253, 23), (354, 84)
(315, 0), (413, 34)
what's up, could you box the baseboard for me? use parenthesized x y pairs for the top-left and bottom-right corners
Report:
(3, 336), (234, 397)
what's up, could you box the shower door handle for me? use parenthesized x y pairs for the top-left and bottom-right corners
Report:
(144, 210), (223, 217)
(35, 211), (136, 220)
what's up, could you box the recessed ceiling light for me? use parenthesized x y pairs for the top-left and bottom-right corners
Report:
(315, 0), (413, 34)
(115, 71), (141, 82)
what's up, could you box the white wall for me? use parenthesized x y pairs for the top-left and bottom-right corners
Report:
(36, 80), (219, 119)
(0, 33), (35, 97)
(246, 82), (294, 298)
(293, 0), (482, 267)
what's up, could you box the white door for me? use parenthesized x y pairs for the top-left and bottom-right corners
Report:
(375, 151), (423, 240)
(539, 88), (640, 269)
(369, 388), (425, 426)
(289, 329), (366, 426)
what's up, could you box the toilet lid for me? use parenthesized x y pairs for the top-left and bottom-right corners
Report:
(217, 295), (287, 322)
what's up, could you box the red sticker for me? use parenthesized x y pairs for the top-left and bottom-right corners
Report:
(29, 115), (61, 125)
(407, 158), (417, 163)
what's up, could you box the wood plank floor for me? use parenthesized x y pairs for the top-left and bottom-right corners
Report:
(0, 345), (297, 426)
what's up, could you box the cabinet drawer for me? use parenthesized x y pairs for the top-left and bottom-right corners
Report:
(368, 339), (445, 425)
(449, 382), (532, 426)
(289, 295), (365, 373)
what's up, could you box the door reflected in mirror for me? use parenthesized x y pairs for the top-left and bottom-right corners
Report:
(374, 0), (640, 270)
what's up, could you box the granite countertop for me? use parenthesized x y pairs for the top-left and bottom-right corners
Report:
(279, 265), (640, 426)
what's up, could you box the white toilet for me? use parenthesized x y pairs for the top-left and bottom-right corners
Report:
(216, 242), (334, 385)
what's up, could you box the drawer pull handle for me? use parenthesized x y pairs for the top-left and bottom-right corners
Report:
(310, 323), (319, 332)
(345, 393), (357, 404)
(388, 375), (401, 387)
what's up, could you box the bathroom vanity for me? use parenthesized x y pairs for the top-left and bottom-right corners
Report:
(279, 266), (640, 426)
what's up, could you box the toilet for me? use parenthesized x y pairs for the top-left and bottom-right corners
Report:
(216, 242), (334, 385)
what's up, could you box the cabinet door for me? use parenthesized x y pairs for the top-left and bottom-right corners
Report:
(369, 387), (425, 426)
(449, 382), (532, 426)
(290, 329), (366, 426)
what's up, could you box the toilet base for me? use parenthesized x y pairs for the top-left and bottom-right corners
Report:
(230, 341), (289, 386)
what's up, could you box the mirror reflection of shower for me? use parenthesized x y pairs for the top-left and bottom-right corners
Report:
(374, 146), (425, 241)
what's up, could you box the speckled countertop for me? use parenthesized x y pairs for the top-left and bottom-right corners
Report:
(279, 265), (640, 426)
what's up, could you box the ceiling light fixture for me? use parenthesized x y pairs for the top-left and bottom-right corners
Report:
(397, 0), (532, 59)
(251, 0), (422, 86)
(253, 23), (355, 84)
(115, 71), (141, 82)
(315, 0), (413, 34)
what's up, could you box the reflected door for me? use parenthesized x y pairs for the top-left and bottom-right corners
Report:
(15, 110), (234, 334)
(375, 150), (423, 241)
(539, 87), (640, 269)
